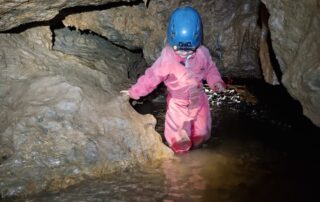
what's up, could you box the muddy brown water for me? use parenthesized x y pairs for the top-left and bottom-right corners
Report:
(10, 81), (320, 202)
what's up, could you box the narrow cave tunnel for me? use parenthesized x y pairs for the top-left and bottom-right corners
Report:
(0, 0), (320, 201)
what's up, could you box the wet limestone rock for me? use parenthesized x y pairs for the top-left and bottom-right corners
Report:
(63, 4), (166, 64)
(0, 0), (136, 32)
(1, 0), (262, 78)
(0, 26), (172, 198)
(258, 4), (280, 85)
(261, 0), (320, 126)
(197, 0), (261, 78)
(63, 0), (262, 78)
(259, 24), (280, 85)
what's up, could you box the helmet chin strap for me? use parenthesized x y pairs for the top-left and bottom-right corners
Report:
(185, 54), (193, 68)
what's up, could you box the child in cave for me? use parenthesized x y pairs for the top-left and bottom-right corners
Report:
(121, 6), (225, 153)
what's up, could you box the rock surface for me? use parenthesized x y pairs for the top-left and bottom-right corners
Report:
(262, 0), (320, 126)
(0, 0), (137, 32)
(0, 0), (262, 78)
(0, 26), (172, 198)
(62, 0), (262, 78)
(63, 4), (165, 66)
(259, 25), (280, 85)
(258, 4), (280, 85)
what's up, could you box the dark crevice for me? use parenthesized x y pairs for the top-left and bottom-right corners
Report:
(257, 2), (268, 28)
(1, 21), (51, 34)
(0, 0), (144, 34)
(52, 25), (145, 79)
(2, 155), (8, 161)
(240, 78), (319, 134)
(258, 2), (283, 84)
(144, 0), (150, 8)
(267, 34), (283, 83)
(50, 21), (65, 49)
(128, 53), (147, 79)
(64, 26), (143, 54)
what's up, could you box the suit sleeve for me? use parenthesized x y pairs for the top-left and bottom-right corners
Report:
(128, 56), (169, 100)
(202, 47), (225, 89)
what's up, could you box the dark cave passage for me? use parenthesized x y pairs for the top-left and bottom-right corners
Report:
(258, 2), (283, 83)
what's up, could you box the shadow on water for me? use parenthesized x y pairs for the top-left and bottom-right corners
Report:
(11, 80), (320, 202)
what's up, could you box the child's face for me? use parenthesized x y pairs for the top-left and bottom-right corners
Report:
(175, 50), (194, 58)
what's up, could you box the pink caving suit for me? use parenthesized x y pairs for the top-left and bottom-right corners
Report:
(128, 44), (225, 153)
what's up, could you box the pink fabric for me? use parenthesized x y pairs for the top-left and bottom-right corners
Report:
(129, 44), (224, 153)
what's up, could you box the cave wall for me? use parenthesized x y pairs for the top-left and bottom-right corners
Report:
(261, 0), (320, 126)
(1, 0), (263, 78)
(0, 26), (171, 197)
(63, 0), (262, 78)
(0, 0), (139, 32)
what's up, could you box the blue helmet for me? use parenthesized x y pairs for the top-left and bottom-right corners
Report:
(167, 6), (203, 51)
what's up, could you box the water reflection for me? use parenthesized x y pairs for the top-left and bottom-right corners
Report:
(19, 144), (275, 202)
(13, 132), (320, 202)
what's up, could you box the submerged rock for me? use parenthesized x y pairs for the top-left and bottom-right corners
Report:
(0, 26), (172, 198)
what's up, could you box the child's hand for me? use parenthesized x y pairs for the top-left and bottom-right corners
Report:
(120, 90), (130, 101)
(212, 82), (226, 92)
